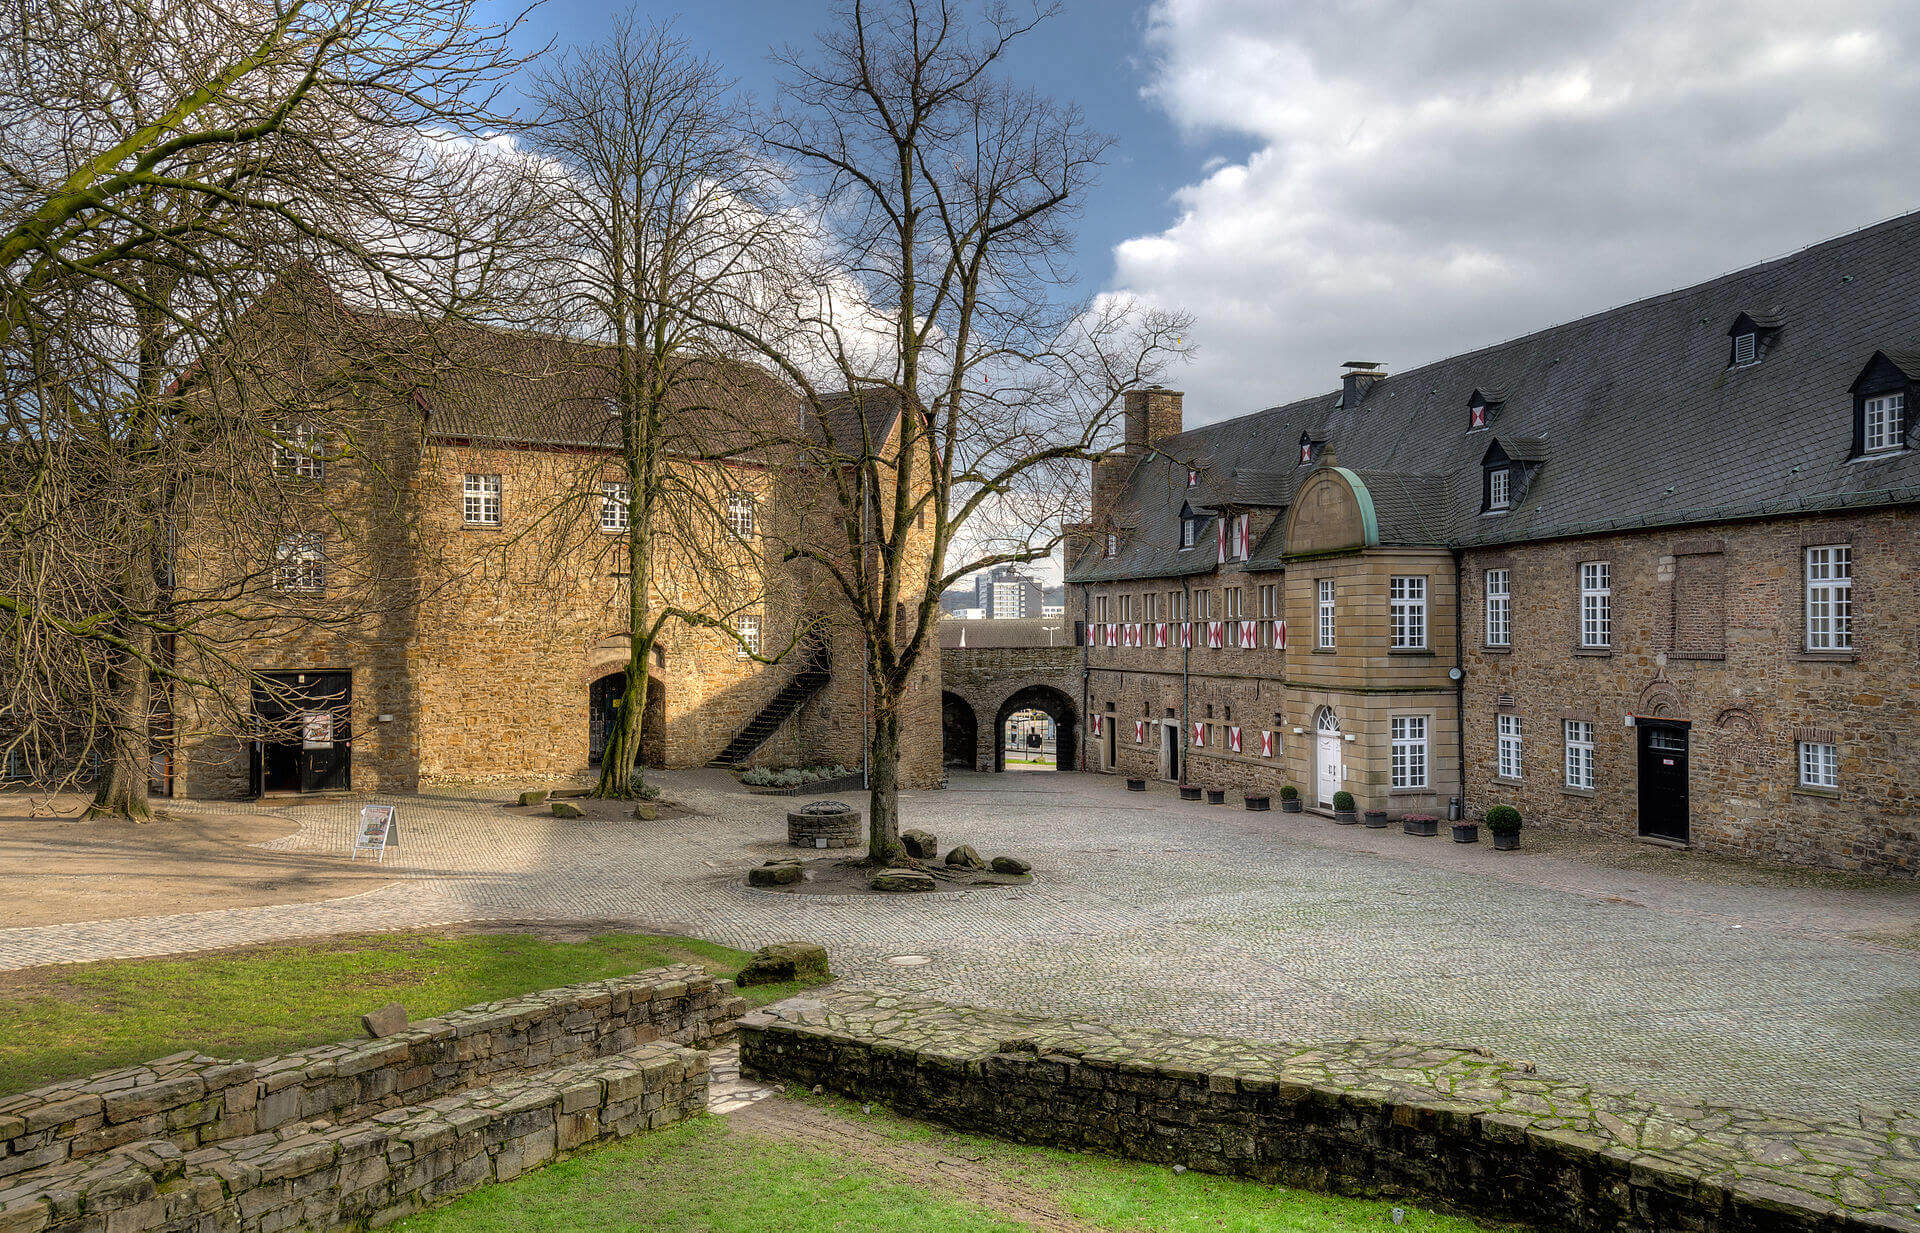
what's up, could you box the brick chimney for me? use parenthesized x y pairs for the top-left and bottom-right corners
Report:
(1338, 361), (1386, 407)
(1123, 385), (1184, 454)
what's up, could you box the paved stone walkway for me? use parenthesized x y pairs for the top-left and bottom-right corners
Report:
(1, 771), (1916, 1119)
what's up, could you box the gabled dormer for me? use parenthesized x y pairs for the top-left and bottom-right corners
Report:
(1480, 436), (1546, 513)
(1177, 502), (1208, 551)
(1849, 350), (1919, 458)
(1467, 387), (1506, 432)
(1298, 430), (1326, 467)
(1728, 310), (1783, 368)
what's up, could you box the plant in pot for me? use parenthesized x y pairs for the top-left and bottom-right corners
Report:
(1451, 816), (1479, 843)
(1485, 805), (1523, 850)
(1179, 783), (1203, 801)
(1402, 813), (1439, 837)
(1206, 787), (1226, 805)
(1363, 807), (1390, 828)
(1332, 790), (1358, 824)
(1279, 784), (1303, 813)
(1126, 777), (1146, 792)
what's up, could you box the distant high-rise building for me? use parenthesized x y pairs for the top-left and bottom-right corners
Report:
(974, 565), (1043, 619)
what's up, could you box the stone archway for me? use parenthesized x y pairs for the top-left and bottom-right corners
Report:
(943, 692), (979, 769)
(992, 684), (1078, 773)
(589, 671), (667, 768)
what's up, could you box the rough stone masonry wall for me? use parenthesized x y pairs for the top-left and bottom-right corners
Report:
(740, 989), (1920, 1233)
(0, 1044), (706, 1233)
(0, 964), (742, 1185)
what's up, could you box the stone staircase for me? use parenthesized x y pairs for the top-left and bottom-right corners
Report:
(0, 965), (745, 1232)
(704, 635), (832, 769)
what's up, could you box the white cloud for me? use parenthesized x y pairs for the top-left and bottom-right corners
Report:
(1117, 0), (1920, 422)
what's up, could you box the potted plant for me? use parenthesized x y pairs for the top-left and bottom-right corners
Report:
(1363, 808), (1390, 828)
(1402, 813), (1439, 837)
(1126, 777), (1147, 792)
(1244, 793), (1270, 811)
(1279, 784), (1303, 813)
(1451, 818), (1480, 844)
(1486, 805), (1523, 850)
(1206, 788), (1226, 805)
(1179, 783), (1203, 801)
(1332, 790), (1358, 824)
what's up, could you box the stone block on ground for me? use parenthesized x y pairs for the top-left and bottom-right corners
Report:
(944, 844), (986, 870)
(550, 801), (585, 819)
(989, 855), (1031, 876)
(736, 942), (830, 987)
(517, 790), (549, 806)
(871, 870), (937, 892)
(360, 1004), (408, 1039)
(748, 863), (804, 887)
(632, 802), (657, 821)
(900, 829), (939, 860)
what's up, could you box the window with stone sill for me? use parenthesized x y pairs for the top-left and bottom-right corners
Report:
(1563, 719), (1595, 790)
(1391, 715), (1428, 789)
(1485, 568), (1511, 647)
(1798, 741), (1839, 790)
(1389, 576), (1426, 649)
(1580, 561), (1611, 649)
(1497, 714), (1522, 779)
(463, 473), (501, 525)
(600, 481), (630, 532)
(734, 613), (761, 658)
(1805, 546), (1851, 652)
(727, 492), (756, 538)
(273, 534), (325, 593)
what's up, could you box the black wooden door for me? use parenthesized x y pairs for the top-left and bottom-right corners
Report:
(253, 671), (351, 793)
(1636, 722), (1690, 842)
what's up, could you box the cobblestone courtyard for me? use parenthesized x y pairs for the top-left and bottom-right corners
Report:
(2, 771), (1916, 1117)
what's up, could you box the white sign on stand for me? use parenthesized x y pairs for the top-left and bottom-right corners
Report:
(351, 805), (398, 862)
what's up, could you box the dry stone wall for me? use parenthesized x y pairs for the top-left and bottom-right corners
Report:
(740, 988), (1920, 1233)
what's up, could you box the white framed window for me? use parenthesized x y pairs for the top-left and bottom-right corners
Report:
(1497, 714), (1522, 780)
(1805, 546), (1852, 651)
(1257, 583), (1277, 618)
(1389, 576), (1426, 649)
(1485, 568), (1511, 647)
(1105, 532), (1118, 557)
(1317, 579), (1335, 649)
(727, 491), (756, 537)
(1798, 740), (1838, 789)
(1230, 512), (1250, 561)
(600, 481), (630, 532)
(1580, 561), (1611, 648)
(1093, 594), (1110, 624)
(1732, 332), (1757, 366)
(1168, 590), (1185, 622)
(273, 534), (325, 592)
(1564, 719), (1595, 790)
(1864, 393), (1904, 454)
(1391, 715), (1428, 789)
(463, 473), (501, 525)
(1193, 589), (1212, 621)
(734, 613), (761, 658)
(1225, 586), (1242, 645)
(1488, 467), (1510, 511)
(273, 420), (324, 480)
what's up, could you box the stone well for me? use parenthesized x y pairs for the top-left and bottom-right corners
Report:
(787, 800), (862, 849)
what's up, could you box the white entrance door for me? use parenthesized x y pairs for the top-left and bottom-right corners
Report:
(1315, 707), (1342, 806)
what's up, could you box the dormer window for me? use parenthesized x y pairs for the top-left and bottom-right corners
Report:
(1466, 388), (1504, 432)
(1849, 350), (1918, 458)
(1865, 393), (1905, 454)
(1187, 468), (1199, 487)
(1298, 431), (1324, 467)
(1732, 332), (1757, 366)
(1481, 436), (1542, 512)
(1728, 311), (1781, 368)
(1105, 532), (1118, 557)
(1487, 467), (1511, 511)
(1469, 401), (1487, 431)
(1178, 503), (1204, 551)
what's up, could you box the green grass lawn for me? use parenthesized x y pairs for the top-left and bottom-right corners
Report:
(396, 1098), (1522, 1233)
(0, 931), (813, 1094)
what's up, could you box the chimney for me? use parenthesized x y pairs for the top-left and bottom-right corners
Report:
(1338, 361), (1386, 408)
(1123, 385), (1184, 454)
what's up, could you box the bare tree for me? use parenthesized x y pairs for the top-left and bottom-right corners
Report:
(701, 0), (1192, 860)
(0, 0), (539, 817)
(517, 15), (810, 801)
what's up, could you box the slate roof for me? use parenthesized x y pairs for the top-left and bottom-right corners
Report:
(1072, 210), (1920, 583)
(940, 617), (1072, 649)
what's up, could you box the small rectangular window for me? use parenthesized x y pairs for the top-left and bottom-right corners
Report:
(273, 534), (325, 592)
(600, 481), (630, 532)
(1805, 546), (1852, 651)
(1564, 719), (1595, 790)
(1798, 740), (1838, 789)
(1497, 714), (1522, 780)
(1257, 583), (1277, 619)
(1580, 561), (1611, 649)
(1180, 518), (1197, 550)
(1488, 468), (1510, 511)
(735, 613), (761, 658)
(1168, 590), (1185, 622)
(1389, 576), (1426, 649)
(1317, 579), (1335, 649)
(1485, 568), (1511, 647)
(1193, 590), (1212, 621)
(1094, 594), (1110, 623)
(464, 473), (502, 525)
(1391, 715), (1428, 789)
(1225, 586), (1242, 645)
(727, 492), (756, 537)
(1864, 392), (1905, 454)
(1732, 332), (1757, 365)
(1105, 532), (1118, 557)
(273, 420), (324, 480)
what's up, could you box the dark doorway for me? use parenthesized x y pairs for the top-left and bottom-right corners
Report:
(1160, 720), (1179, 782)
(588, 671), (666, 767)
(1636, 720), (1690, 843)
(250, 671), (352, 795)
(991, 685), (1077, 773)
(942, 693), (979, 769)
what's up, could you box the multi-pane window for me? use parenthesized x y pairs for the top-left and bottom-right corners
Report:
(1257, 584), (1277, 618)
(734, 613), (761, 658)
(1094, 594), (1110, 623)
(1193, 590), (1213, 621)
(1488, 467), (1510, 510)
(463, 473), (501, 525)
(1391, 716), (1428, 789)
(600, 481), (630, 532)
(1579, 561), (1611, 648)
(1225, 587), (1242, 645)
(727, 492), (756, 537)
(1864, 393), (1905, 454)
(273, 420), (324, 480)
(1485, 568), (1511, 647)
(1119, 593), (1134, 622)
(1389, 576), (1426, 649)
(1180, 518), (1198, 550)
(273, 534), (325, 592)
(1564, 720), (1595, 790)
(1497, 714), (1522, 779)
(1798, 741), (1839, 789)
(1317, 579), (1335, 648)
(1805, 546), (1852, 651)
(1168, 590), (1185, 622)
(1106, 532), (1118, 557)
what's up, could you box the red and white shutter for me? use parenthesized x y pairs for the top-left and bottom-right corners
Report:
(1190, 721), (1204, 746)
(1092, 714), (1103, 736)
(1234, 513), (1251, 560)
(1228, 725), (1242, 753)
(1217, 518), (1227, 565)
(1239, 619), (1257, 648)
(1132, 622), (1142, 647)
(1154, 622), (1167, 648)
(1180, 621), (1193, 649)
(1135, 719), (1146, 743)
(1207, 620), (1223, 649)
(1271, 619), (1287, 650)
(1260, 730), (1274, 758)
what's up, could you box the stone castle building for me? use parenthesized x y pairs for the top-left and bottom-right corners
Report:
(1066, 213), (1920, 875)
(164, 282), (940, 798)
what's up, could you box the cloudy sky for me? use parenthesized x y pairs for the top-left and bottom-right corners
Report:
(497, 0), (1920, 425)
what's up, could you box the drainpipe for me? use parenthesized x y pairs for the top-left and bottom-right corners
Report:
(1452, 546), (1466, 820)
(1180, 579), (1191, 785)
(1078, 581), (1090, 774)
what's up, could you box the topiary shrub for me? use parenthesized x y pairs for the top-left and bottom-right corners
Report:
(1485, 805), (1523, 835)
(1278, 784), (1299, 800)
(1332, 790), (1355, 811)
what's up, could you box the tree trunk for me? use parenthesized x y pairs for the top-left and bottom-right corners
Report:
(591, 653), (650, 799)
(866, 688), (903, 864)
(89, 542), (155, 821)
(592, 441), (654, 801)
